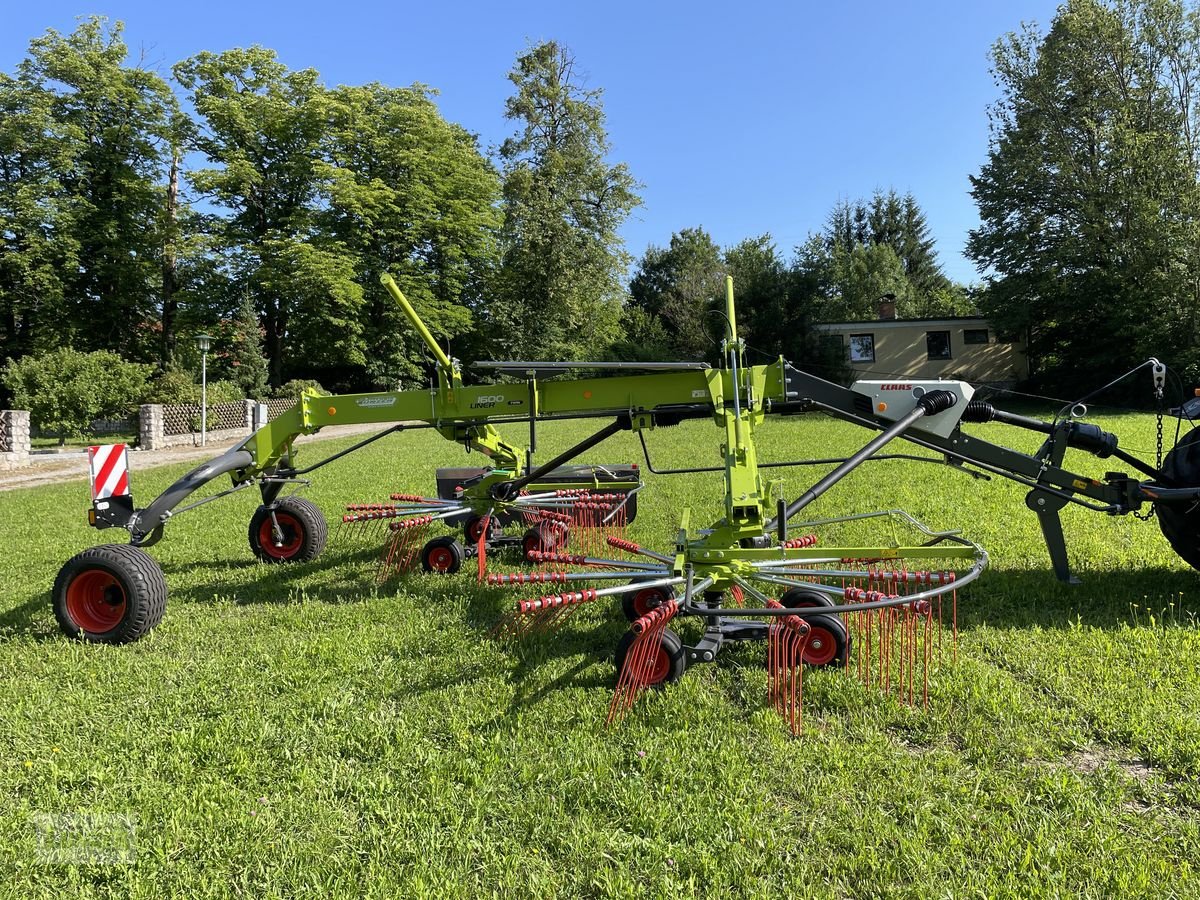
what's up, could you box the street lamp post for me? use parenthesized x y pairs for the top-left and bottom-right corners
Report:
(196, 333), (212, 447)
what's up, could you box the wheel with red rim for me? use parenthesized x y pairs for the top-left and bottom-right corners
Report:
(248, 497), (327, 564)
(52, 544), (167, 644)
(613, 627), (685, 686)
(781, 588), (849, 668)
(421, 536), (464, 574)
(522, 523), (568, 561)
(464, 514), (501, 545)
(621, 584), (675, 622)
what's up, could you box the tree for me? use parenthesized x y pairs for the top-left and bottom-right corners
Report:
(215, 295), (269, 399)
(323, 83), (501, 388)
(968, 0), (1200, 388)
(24, 19), (176, 363)
(174, 47), (364, 387)
(814, 190), (962, 320)
(3, 348), (150, 443)
(627, 228), (724, 359)
(724, 235), (791, 357)
(485, 41), (641, 361)
(1, 18), (176, 378)
(824, 241), (916, 321)
(896, 193), (947, 297)
(727, 235), (848, 380)
(0, 56), (78, 376)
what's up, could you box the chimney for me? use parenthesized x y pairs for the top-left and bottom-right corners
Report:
(877, 293), (897, 321)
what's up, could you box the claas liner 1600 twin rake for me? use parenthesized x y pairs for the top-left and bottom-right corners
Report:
(52, 274), (1200, 733)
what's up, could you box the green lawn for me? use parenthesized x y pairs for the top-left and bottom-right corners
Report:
(30, 432), (139, 450)
(1, 411), (1197, 898)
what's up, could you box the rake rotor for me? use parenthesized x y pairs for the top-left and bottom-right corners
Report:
(489, 511), (983, 736)
(333, 483), (640, 580)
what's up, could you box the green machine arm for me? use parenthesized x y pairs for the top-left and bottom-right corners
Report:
(379, 274), (523, 470)
(112, 276), (748, 544)
(98, 273), (969, 554)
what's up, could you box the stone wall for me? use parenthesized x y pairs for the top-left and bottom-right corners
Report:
(139, 400), (259, 450)
(0, 410), (31, 469)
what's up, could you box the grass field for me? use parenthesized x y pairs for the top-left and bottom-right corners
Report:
(1, 409), (1198, 898)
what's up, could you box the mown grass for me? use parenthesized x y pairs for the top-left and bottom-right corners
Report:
(30, 432), (139, 450)
(0, 410), (1197, 898)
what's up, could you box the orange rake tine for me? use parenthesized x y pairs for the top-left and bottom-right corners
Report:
(607, 600), (679, 727)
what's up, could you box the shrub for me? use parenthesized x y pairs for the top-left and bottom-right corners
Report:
(145, 368), (200, 405)
(3, 349), (151, 444)
(273, 379), (327, 401)
(204, 380), (245, 404)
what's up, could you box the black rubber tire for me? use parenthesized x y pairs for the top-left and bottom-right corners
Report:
(421, 536), (464, 574)
(613, 627), (686, 686)
(464, 514), (501, 545)
(522, 522), (568, 560)
(781, 588), (850, 668)
(249, 497), (327, 564)
(780, 587), (834, 610)
(621, 583), (675, 622)
(52, 544), (167, 644)
(1157, 425), (1200, 571)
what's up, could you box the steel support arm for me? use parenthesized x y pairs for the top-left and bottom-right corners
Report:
(776, 366), (1141, 511)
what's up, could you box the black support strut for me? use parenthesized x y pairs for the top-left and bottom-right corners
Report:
(767, 390), (958, 531)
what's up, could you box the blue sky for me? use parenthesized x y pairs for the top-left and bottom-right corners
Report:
(1, 1), (1063, 284)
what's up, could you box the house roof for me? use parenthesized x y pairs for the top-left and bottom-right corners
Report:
(816, 315), (989, 329)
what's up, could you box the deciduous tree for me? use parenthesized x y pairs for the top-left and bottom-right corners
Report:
(968, 0), (1200, 387)
(174, 47), (363, 386)
(628, 228), (724, 359)
(323, 83), (501, 388)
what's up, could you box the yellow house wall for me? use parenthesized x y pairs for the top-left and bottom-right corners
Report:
(818, 321), (1029, 382)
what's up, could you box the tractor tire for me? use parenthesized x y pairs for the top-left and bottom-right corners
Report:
(1156, 425), (1200, 571)
(421, 536), (464, 574)
(53, 544), (167, 644)
(621, 583), (675, 622)
(781, 588), (850, 668)
(249, 497), (328, 564)
(613, 627), (686, 686)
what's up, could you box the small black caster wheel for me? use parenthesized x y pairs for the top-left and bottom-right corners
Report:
(613, 627), (686, 686)
(421, 536), (465, 574)
(622, 583), (675, 622)
(249, 496), (328, 563)
(781, 587), (849, 668)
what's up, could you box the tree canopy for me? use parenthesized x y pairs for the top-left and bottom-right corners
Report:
(968, 0), (1200, 389)
(6, 16), (1112, 410)
(483, 41), (641, 363)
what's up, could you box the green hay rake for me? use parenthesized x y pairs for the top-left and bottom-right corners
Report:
(53, 274), (1200, 733)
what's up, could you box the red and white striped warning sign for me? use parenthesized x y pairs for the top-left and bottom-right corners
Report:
(88, 444), (130, 500)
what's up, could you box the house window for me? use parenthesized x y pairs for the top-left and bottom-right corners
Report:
(926, 331), (952, 360)
(963, 328), (989, 345)
(848, 333), (875, 363)
(820, 333), (843, 356)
